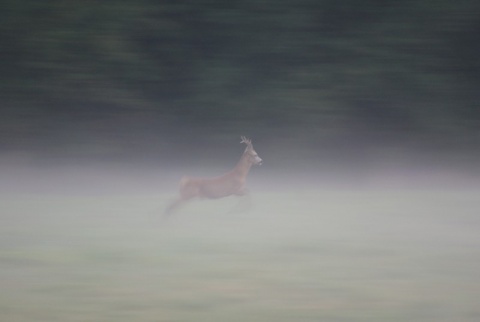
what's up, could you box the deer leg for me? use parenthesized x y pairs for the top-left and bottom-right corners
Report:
(164, 196), (187, 216)
(164, 177), (198, 217)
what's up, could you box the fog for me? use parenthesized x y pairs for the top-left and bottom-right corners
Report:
(3, 0), (480, 319)
(2, 151), (480, 321)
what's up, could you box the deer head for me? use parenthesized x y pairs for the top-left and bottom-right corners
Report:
(240, 136), (263, 165)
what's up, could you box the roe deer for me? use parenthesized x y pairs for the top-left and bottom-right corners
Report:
(165, 136), (262, 215)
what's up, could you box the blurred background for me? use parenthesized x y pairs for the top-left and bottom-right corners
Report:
(2, 2), (480, 321)
(2, 0), (480, 171)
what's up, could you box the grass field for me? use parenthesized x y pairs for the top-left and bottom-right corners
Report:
(1, 167), (480, 321)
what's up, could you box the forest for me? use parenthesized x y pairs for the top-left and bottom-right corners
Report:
(2, 0), (480, 164)
(2, 3), (480, 321)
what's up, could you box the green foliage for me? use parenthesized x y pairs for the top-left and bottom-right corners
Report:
(1, 0), (480, 155)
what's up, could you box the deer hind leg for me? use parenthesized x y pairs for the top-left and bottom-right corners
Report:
(164, 191), (197, 216)
(164, 177), (197, 216)
(164, 196), (185, 216)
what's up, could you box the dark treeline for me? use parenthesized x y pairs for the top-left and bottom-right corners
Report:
(2, 0), (480, 164)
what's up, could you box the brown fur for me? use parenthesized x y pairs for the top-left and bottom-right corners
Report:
(165, 136), (262, 215)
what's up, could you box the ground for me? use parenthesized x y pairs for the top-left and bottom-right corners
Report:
(1, 164), (479, 321)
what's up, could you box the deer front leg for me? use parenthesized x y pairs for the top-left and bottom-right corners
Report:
(229, 188), (252, 213)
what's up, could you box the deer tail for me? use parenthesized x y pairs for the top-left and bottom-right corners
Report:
(164, 176), (190, 216)
(179, 175), (189, 189)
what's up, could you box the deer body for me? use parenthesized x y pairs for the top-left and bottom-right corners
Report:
(165, 136), (262, 214)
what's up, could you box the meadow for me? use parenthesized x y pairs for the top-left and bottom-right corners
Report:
(1, 165), (479, 321)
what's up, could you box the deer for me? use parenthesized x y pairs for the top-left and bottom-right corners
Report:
(165, 136), (263, 215)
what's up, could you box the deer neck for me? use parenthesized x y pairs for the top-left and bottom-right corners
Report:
(232, 152), (253, 178)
